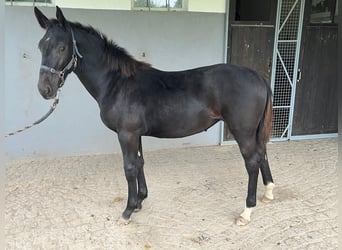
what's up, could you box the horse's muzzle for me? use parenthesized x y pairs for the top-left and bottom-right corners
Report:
(38, 78), (58, 100)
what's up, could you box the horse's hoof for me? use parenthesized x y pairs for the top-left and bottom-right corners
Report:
(261, 196), (273, 204)
(235, 216), (250, 226)
(117, 216), (131, 226)
(134, 203), (142, 212)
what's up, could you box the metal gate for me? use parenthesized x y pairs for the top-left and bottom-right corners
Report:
(270, 0), (305, 140)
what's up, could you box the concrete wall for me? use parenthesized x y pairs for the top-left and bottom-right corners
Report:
(8, 0), (227, 13)
(4, 6), (226, 159)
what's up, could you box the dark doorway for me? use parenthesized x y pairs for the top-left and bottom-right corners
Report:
(292, 0), (338, 136)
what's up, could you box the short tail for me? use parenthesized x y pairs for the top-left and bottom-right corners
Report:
(257, 86), (273, 145)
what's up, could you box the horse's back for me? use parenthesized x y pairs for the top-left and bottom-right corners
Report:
(136, 64), (269, 137)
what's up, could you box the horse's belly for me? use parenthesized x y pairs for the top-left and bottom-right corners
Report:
(147, 109), (220, 138)
(151, 123), (219, 138)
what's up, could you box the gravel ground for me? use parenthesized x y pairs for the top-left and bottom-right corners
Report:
(5, 139), (338, 249)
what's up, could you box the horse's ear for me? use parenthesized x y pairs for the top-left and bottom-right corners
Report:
(34, 7), (49, 29)
(56, 6), (67, 27)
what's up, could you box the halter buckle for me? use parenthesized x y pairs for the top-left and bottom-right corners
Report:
(59, 71), (65, 79)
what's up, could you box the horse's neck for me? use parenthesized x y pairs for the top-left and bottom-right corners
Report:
(72, 37), (113, 103)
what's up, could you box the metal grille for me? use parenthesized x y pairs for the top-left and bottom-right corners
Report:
(270, 0), (304, 139)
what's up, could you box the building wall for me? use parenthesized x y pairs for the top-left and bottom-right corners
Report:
(4, 6), (226, 159)
(55, 0), (131, 10)
(6, 0), (227, 13)
(55, 0), (226, 13)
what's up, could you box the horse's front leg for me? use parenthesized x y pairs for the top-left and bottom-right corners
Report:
(117, 131), (140, 225)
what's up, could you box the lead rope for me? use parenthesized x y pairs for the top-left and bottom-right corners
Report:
(4, 89), (61, 138)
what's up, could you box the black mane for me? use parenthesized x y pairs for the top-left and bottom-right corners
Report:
(68, 21), (150, 78)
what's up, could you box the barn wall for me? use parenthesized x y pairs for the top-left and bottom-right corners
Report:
(4, 6), (225, 159)
(55, 0), (227, 13)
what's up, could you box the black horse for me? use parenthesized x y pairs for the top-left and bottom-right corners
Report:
(34, 7), (275, 226)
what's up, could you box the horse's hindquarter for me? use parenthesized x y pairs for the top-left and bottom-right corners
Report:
(211, 64), (269, 131)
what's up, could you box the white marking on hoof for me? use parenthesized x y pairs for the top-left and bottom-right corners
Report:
(261, 196), (273, 203)
(117, 216), (131, 226)
(263, 183), (275, 202)
(236, 207), (252, 226)
(236, 216), (250, 226)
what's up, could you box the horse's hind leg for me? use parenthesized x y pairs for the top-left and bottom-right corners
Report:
(232, 130), (261, 226)
(259, 148), (275, 203)
(233, 131), (275, 225)
(135, 136), (148, 211)
(255, 141), (275, 203)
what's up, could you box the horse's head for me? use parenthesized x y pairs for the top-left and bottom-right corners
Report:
(34, 7), (81, 99)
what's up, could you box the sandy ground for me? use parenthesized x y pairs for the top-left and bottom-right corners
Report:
(5, 139), (338, 249)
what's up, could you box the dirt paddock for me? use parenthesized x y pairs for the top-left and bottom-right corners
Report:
(5, 139), (338, 249)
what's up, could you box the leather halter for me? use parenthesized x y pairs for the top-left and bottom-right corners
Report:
(40, 28), (83, 88)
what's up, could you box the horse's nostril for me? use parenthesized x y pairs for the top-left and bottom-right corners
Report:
(46, 86), (52, 96)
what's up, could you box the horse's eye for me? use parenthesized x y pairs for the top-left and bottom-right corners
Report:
(60, 46), (65, 52)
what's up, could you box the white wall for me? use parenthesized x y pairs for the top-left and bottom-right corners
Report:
(55, 0), (131, 10)
(188, 0), (226, 13)
(5, 6), (225, 159)
(54, 0), (226, 13)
